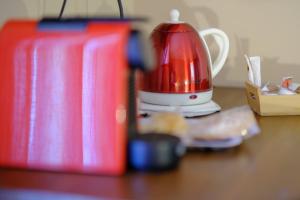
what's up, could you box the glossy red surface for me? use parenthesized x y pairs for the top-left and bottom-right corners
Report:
(141, 23), (212, 93)
(0, 20), (130, 175)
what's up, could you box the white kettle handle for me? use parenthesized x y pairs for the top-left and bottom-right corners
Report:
(199, 28), (229, 78)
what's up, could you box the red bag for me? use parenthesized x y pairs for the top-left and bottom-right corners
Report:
(0, 19), (131, 175)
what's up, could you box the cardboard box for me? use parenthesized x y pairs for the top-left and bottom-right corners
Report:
(245, 81), (300, 116)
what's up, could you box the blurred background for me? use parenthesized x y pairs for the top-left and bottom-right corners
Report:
(0, 0), (299, 87)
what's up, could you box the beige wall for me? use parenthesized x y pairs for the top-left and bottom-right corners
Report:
(132, 0), (300, 87)
(1, 0), (300, 87)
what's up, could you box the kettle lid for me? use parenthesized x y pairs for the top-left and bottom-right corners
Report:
(153, 9), (197, 33)
(169, 9), (183, 24)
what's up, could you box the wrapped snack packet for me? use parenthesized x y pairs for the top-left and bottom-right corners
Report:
(289, 82), (300, 92)
(261, 82), (280, 95)
(188, 105), (260, 140)
(139, 106), (260, 149)
(139, 112), (188, 136)
(278, 77), (296, 95)
(244, 55), (261, 87)
(249, 56), (261, 87)
(244, 55), (254, 84)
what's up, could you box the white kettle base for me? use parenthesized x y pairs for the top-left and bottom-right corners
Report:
(138, 100), (221, 118)
(139, 90), (213, 106)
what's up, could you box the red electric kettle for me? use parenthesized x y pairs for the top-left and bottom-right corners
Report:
(139, 9), (229, 106)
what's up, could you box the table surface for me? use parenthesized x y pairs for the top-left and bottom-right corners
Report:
(1, 87), (300, 200)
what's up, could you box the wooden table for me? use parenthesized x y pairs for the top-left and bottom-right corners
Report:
(1, 87), (300, 200)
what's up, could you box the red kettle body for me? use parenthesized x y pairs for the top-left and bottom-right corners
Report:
(139, 9), (229, 106)
(143, 23), (212, 93)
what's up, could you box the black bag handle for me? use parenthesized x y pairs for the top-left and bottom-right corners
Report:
(57, 0), (124, 19)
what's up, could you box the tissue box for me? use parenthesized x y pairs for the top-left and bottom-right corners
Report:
(245, 81), (300, 116)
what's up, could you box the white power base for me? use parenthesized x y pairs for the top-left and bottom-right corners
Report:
(139, 90), (213, 106)
(139, 100), (221, 117)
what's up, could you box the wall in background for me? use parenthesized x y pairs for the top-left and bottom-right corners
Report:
(0, 0), (134, 20)
(0, 0), (299, 87)
(132, 0), (300, 87)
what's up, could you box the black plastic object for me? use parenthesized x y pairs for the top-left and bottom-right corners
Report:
(128, 133), (185, 171)
(125, 22), (182, 172)
(38, 17), (147, 31)
(127, 30), (155, 72)
(127, 30), (145, 70)
(126, 34), (182, 171)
